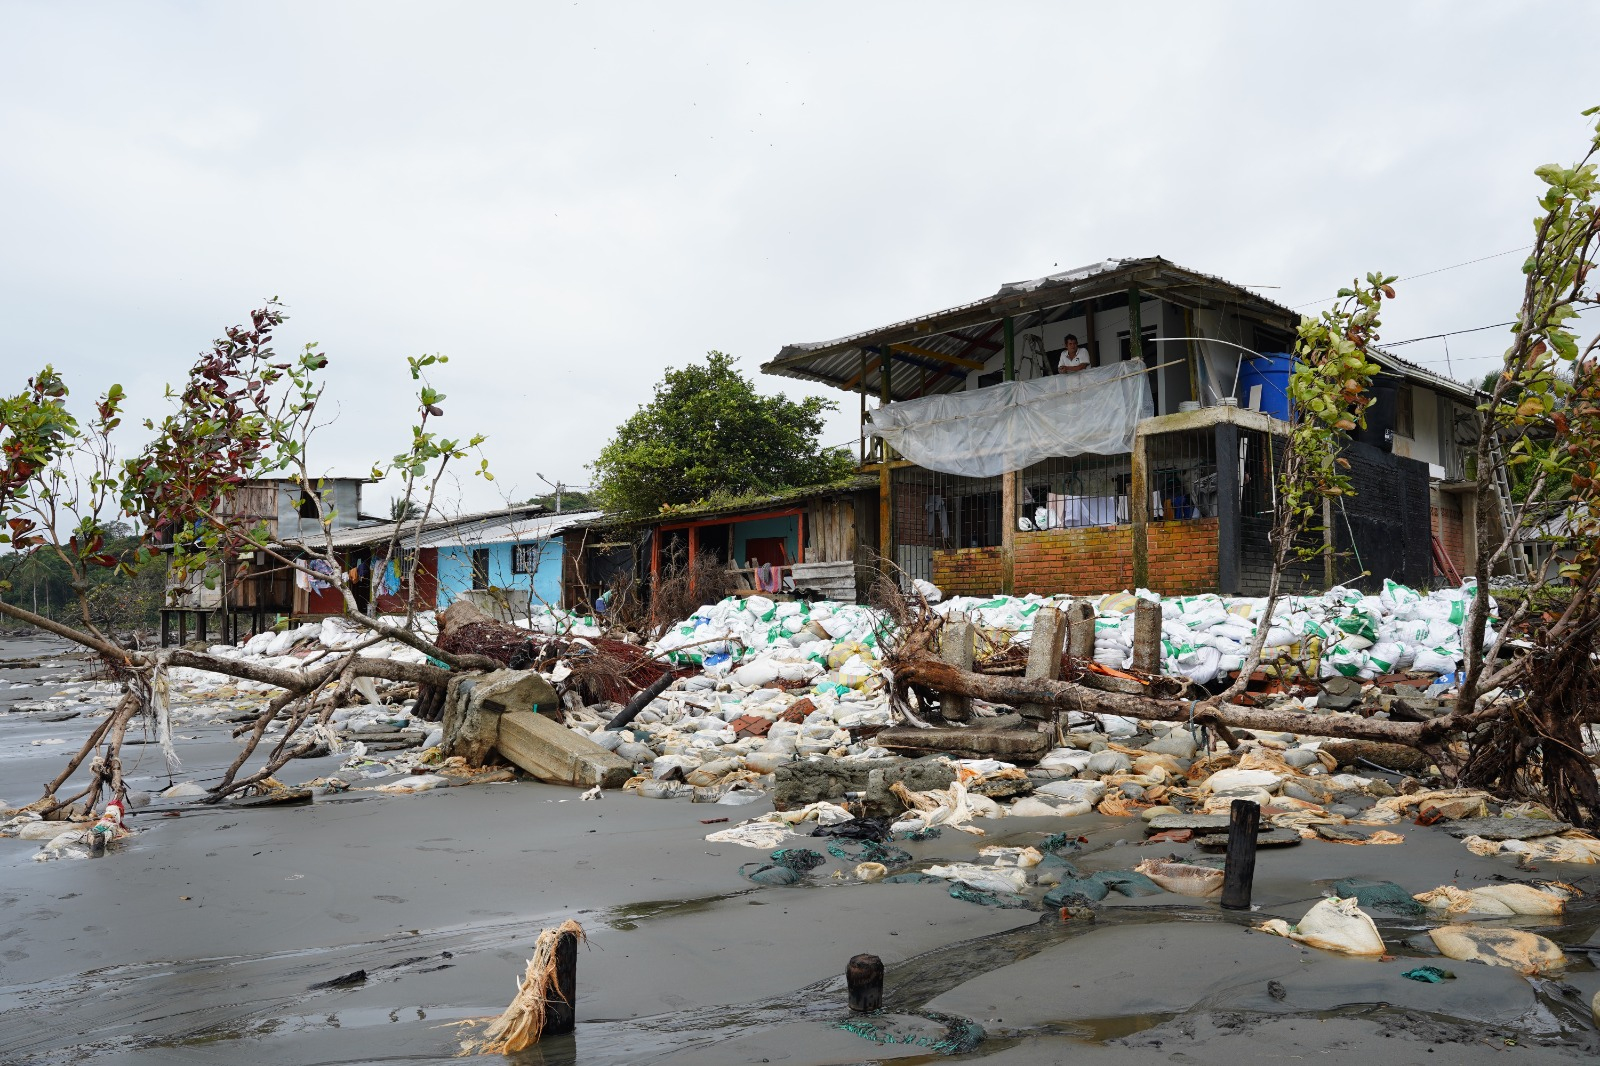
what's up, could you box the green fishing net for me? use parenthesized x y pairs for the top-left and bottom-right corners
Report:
(1332, 877), (1425, 916)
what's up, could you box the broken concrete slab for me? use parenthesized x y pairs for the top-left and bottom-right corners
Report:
(873, 723), (1049, 763)
(496, 709), (634, 789)
(1444, 817), (1573, 841)
(772, 755), (955, 816)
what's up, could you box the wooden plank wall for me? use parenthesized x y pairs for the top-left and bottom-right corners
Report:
(805, 498), (858, 563)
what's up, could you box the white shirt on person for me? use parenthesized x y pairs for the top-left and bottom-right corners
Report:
(1057, 347), (1090, 373)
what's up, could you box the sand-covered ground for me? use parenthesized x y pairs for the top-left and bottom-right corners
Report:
(0, 634), (1597, 1066)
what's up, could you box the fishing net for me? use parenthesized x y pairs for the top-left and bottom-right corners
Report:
(811, 817), (892, 843)
(899, 826), (943, 842)
(740, 847), (827, 886)
(835, 1012), (986, 1055)
(770, 848), (826, 872)
(883, 873), (942, 885)
(1043, 879), (1109, 905)
(1037, 832), (1083, 856)
(1043, 869), (1162, 908)
(740, 863), (803, 886)
(1332, 877), (1425, 916)
(826, 838), (913, 867)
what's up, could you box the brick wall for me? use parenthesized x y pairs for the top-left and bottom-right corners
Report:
(932, 518), (1219, 597)
(931, 546), (1004, 597)
(1148, 518), (1220, 594)
(1432, 495), (1466, 578)
(1014, 526), (1132, 594)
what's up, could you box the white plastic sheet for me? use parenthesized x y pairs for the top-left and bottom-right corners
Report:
(865, 362), (1153, 478)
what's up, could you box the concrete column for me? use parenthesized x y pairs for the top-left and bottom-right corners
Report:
(938, 614), (975, 722)
(1021, 607), (1066, 720)
(1067, 599), (1097, 662)
(1132, 598), (1162, 674)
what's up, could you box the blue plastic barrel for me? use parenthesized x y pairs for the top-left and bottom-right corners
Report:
(1236, 352), (1295, 420)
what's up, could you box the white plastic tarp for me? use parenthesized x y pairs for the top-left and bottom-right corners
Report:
(865, 362), (1153, 478)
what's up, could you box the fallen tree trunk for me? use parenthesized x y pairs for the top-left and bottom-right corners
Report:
(890, 658), (1479, 748)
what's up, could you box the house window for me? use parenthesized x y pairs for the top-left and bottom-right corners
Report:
(1395, 386), (1415, 438)
(297, 490), (320, 519)
(510, 542), (541, 574)
(470, 548), (490, 590)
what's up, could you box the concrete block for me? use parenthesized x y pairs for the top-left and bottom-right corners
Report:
(497, 709), (634, 789)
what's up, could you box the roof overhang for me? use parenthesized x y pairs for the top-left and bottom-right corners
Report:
(762, 257), (1302, 402)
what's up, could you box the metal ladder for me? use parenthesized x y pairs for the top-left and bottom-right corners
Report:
(1485, 432), (1531, 580)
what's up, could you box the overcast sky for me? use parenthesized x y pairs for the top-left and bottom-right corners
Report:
(2, 2), (1596, 516)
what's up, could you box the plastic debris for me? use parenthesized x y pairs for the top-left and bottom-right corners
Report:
(1400, 965), (1455, 983)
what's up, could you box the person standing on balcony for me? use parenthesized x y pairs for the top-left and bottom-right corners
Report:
(1057, 334), (1090, 374)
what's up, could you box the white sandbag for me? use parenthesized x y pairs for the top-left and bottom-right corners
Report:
(1412, 646), (1459, 674)
(1134, 858), (1223, 897)
(1037, 779), (1106, 805)
(1202, 768), (1282, 794)
(732, 659), (781, 688)
(1429, 925), (1566, 975)
(924, 863), (1028, 894)
(1258, 896), (1385, 956)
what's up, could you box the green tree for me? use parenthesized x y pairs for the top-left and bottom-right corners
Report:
(522, 489), (596, 512)
(589, 351), (855, 515)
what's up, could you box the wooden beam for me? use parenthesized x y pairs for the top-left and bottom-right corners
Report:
(844, 356), (883, 391)
(887, 342), (984, 371)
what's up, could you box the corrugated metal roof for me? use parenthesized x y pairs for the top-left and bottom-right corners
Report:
(417, 510), (605, 549)
(1369, 346), (1482, 402)
(762, 255), (1483, 403)
(762, 257), (1303, 402)
(278, 502), (552, 550)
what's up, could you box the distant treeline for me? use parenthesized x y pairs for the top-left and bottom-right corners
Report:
(0, 527), (165, 633)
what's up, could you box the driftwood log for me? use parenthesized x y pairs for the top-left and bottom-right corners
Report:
(889, 658), (1488, 748)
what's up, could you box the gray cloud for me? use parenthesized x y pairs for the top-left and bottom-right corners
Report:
(2, 1), (1594, 513)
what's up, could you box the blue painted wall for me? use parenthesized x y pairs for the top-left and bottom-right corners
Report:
(435, 537), (565, 609)
(730, 515), (800, 567)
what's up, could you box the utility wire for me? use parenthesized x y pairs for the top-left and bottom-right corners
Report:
(1288, 246), (1530, 310)
(1384, 321), (1517, 346)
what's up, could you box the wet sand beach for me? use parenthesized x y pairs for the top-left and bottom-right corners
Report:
(0, 635), (1597, 1065)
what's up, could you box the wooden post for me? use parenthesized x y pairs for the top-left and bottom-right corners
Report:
(1323, 497), (1336, 588)
(1183, 306), (1201, 403)
(1001, 471), (1016, 595)
(1128, 286), (1144, 365)
(177, 611), (188, 647)
(1085, 303), (1099, 367)
(1130, 427), (1149, 589)
(1066, 599), (1096, 662)
(938, 615), (975, 722)
(1021, 607), (1066, 719)
(160, 610), (172, 649)
(1132, 598), (1161, 674)
(1002, 316), (1015, 382)
(847, 953), (884, 1013)
(878, 349), (894, 573)
(1215, 422), (1241, 594)
(1220, 798), (1260, 911)
(543, 928), (579, 1035)
(196, 610), (208, 646)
